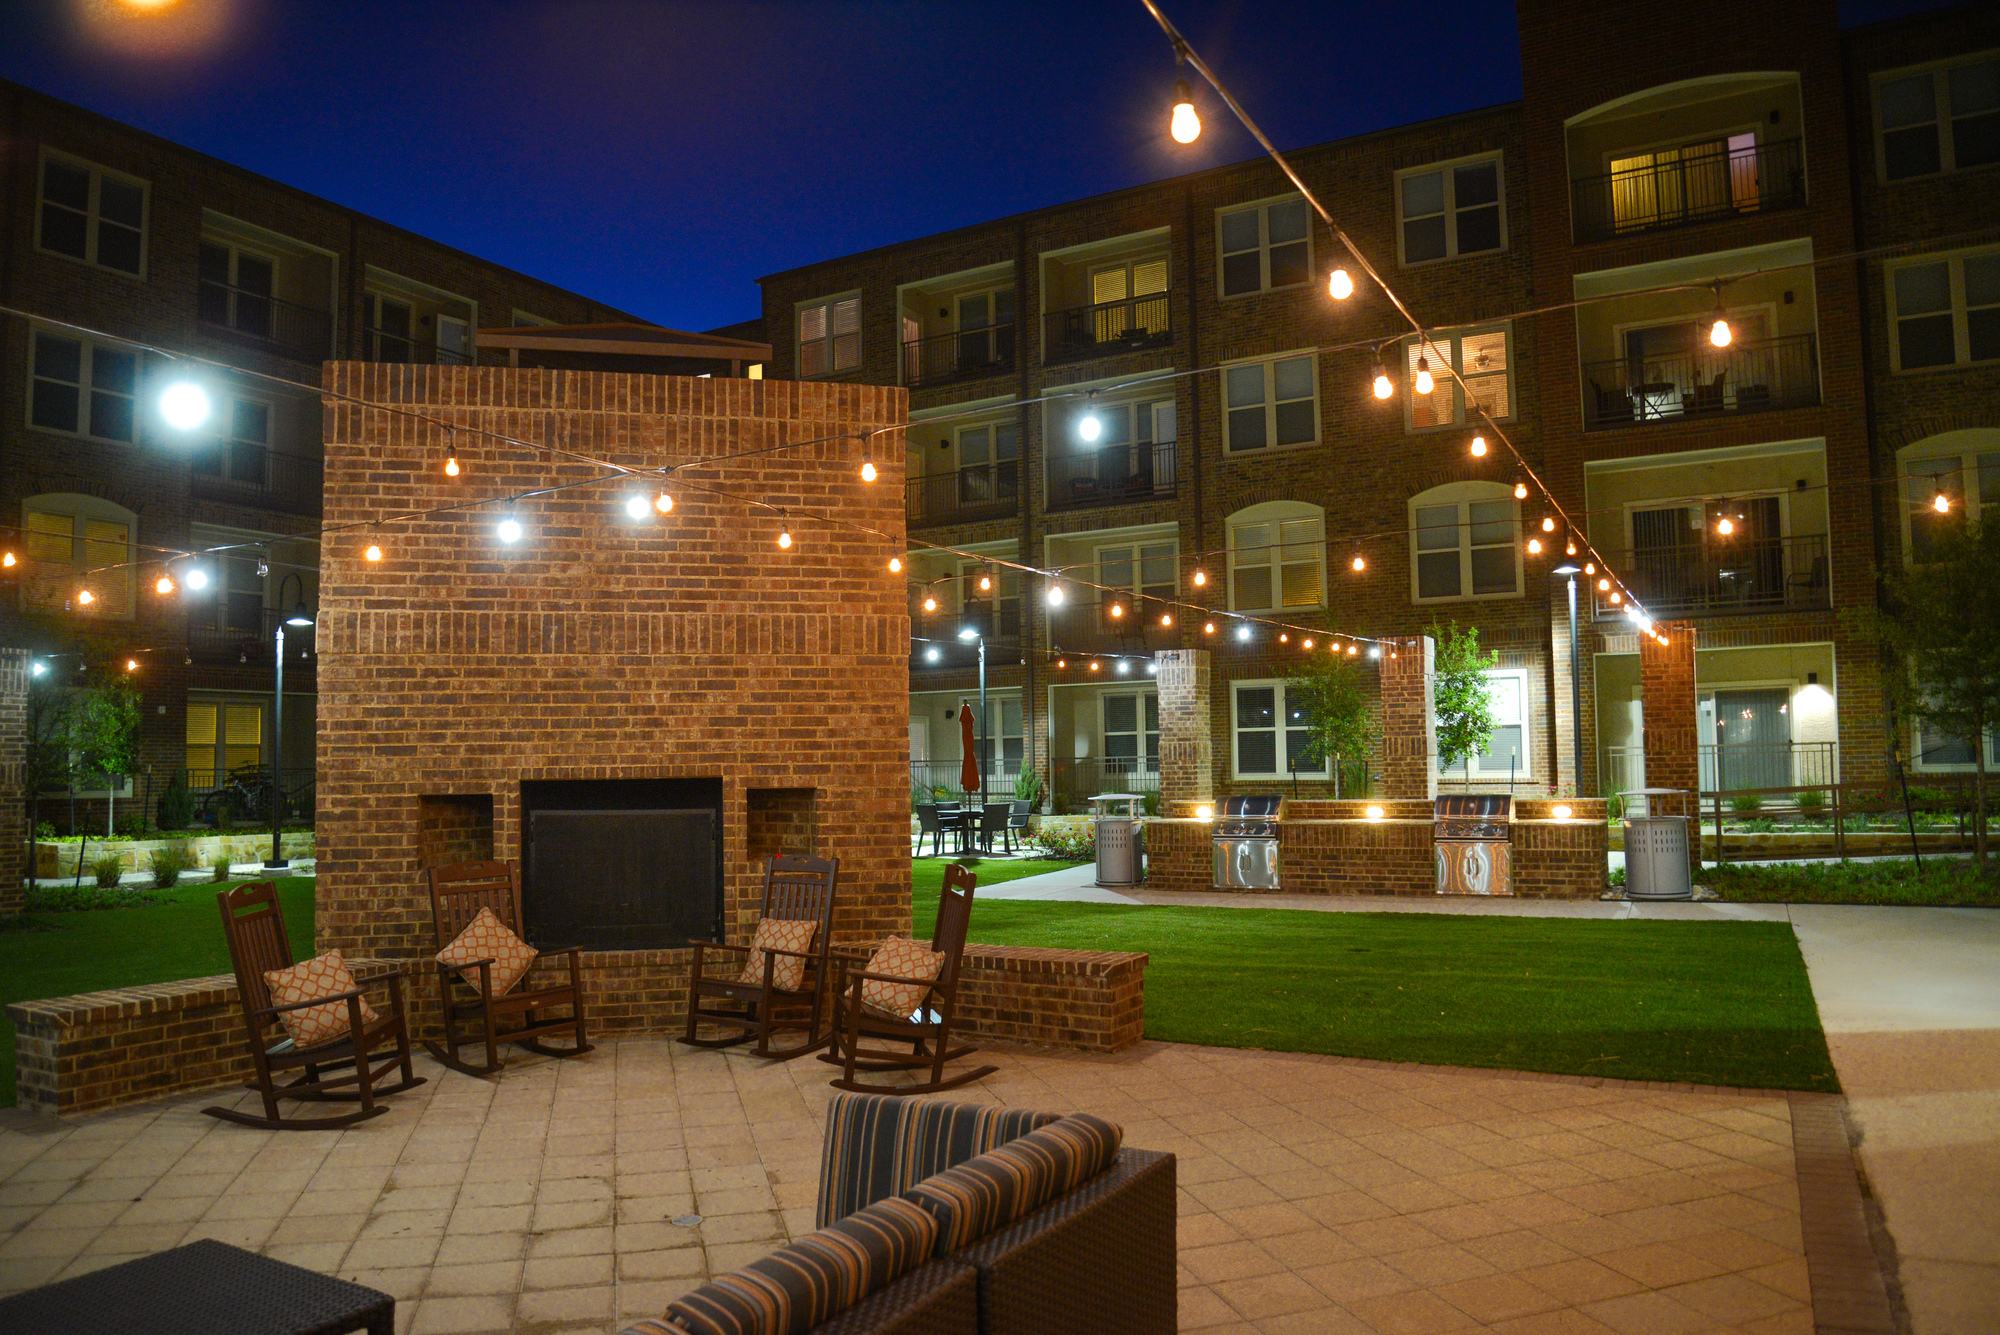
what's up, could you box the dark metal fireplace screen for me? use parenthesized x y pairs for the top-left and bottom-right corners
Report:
(524, 807), (721, 950)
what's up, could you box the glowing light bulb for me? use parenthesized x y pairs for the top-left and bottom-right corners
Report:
(860, 459), (877, 482)
(155, 575), (175, 594)
(497, 518), (523, 543)
(445, 456), (460, 477)
(1414, 356), (1434, 395)
(1279, 633), (1289, 643)
(1351, 553), (1366, 571)
(1302, 637), (1314, 649)
(1117, 659), (1130, 674)
(1527, 538), (1543, 554)
(1541, 516), (1556, 533)
(1566, 540), (1577, 556)
(978, 572), (992, 592)
(365, 545), (383, 562)
(1192, 568), (1207, 587)
(1328, 268), (1353, 300)
(1584, 563), (1595, 575)
(159, 381), (211, 430)
(1932, 492), (1951, 514)
(186, 568), (209, 590)
(1110, 603), (1124, 618)
(1709, 311), (1732, 347)
(1078, 412), (1102, 443)
(2, 552), (14, 567)
(1057, 658), (1067, 669)
(126, 659), (137, 672)
(1656, 635), (1670, 647)
(1552, 804), (1573, 820)
(1610, 590), (1622, 605)
(1717, 516), (1734, 536)
(1161, 613), (1173, 627)
(923, 595), (937, 612)
(1169, 78), (1200, 143)
(888, 556), (902, 573)
(925, 647), (940, 662)
(1047, 584), (1065, 605)
(1372, 366), (1394, 400)
(1237, 625), (1251, 642)
(1598, 578), (1610, 591)
(1365, 805), (1385, 820)
(77, 589), (95, 605)
(1196, 804), (1213, 820)
(1470, 435), (1487, 457)
(1515, 481), (1529, 500)
(625, 495), (649, 519)
(1204, 621), (1215, 634)
(1089, 660), (1101, 672)
(777, 527), (792, 549)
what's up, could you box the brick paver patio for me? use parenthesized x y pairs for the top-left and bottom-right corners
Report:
(0, 1038), (1819, 1334)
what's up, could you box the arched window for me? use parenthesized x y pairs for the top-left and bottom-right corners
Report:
(1226, 501), (1324, 612)
(1408, 481), (1520, 603)
(20, 492), (137, 618)
(1898, 428), (2000, 563)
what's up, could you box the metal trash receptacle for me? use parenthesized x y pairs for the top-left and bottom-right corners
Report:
(1089, 794), (1147, 887)
(1620, 788), (1692, 900)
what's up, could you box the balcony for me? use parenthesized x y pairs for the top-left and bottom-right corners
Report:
(1583, 334), (1819, 431)
(1046, 440), (1177, 512)
(1595, 533), (1829, 619)
(1572, 138), (1805, 245)
(190, 448), (325, 515)
(902, 325), (1015, 389)
(368, 325), (474, 366)
(197, 282), (333, 362)
(909, 618), (1020, 673)
(1042, 293), (1171, 365)
(1046, 600), (1178, 658)
(906, 461), (1019, 529)
(188, 621), (318, 667)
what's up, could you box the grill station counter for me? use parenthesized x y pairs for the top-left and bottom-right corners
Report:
(1434, 794), (1515, 896)
(1211, 795), (1284, 890)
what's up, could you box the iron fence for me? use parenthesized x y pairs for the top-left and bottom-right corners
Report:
(1050, 758), (1158, 814)
(1045, 601), (1178, 658)
(197, 282), (335, 362)
(1046, 439), (1178, 511)
(908, 761), (1024, 806)
(905, 460), (1020, 528)
(1042, 293), (1171, 364)
(1598, 740), (1837, 799)
(902, 325), (1016, 388)
(1582, 333), (1819, 430)
(1571, 137), (1805, 243)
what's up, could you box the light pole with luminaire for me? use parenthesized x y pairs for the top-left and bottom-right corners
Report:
(957, 625), (987, 803)
(1551, 562), (1584, 794)
(266, 574), (314, 870)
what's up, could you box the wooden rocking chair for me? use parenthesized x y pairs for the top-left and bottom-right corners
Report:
(203, 881), (425, 1130)
(820, 863), (997, 1095)
(425, 860), (593, 1077)
(680, 854), (841, 1061)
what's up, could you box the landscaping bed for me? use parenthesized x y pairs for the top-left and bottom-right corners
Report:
(1703, 857), (2000, 906)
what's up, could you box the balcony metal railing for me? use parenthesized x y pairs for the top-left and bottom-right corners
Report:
(1601, 741), (1837, 800)
(188, 621), (318, 667)
(1046, 600), (1179, 657)
(1594, 533), (1829, 619)
(367, 325), (475, 366)
(1572, 137), (1805, 244)
(1046, 439), (1178, 512)
(909, 608), (1021, 671)
(190, 448), (325, 515)
(197, 281), (334, 362)
(1583, 333), (1819, 431)
(902, 324), (1016, 388)
(1042, 293), (1171, 364)
(1051, 758), (1158, 814)
(906, 460), (1020, 528)
(909, 761), (1026, 806)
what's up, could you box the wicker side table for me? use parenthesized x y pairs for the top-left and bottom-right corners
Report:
(0, 1238), (393, 1335)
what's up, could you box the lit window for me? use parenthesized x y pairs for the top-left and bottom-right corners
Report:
(30, 332), (138, 443)
(1440, 670), (1531, 780)
(1889, 250), (2000, 371)
(1397, 154), (1504, 264)
(1224, 354), (1318, 453)
(1217, 197), (1311, 297)
(1231, 681), (1325, 780)
(1405, 325), (1512, 431)
(1410, 482), (1520, 602)
(1875, 54), (2000, 182)
(20, 495), (136, 616)
(1229, 502), (1324, 611)
(799, 294), (861, 376)
(1899, 431), (2000, 563)
(36, 151), (147, 276)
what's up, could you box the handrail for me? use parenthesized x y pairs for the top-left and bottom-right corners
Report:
(1582, 333), (1819, 431)
(1571, 137), (1805, 243)
(1042, 292), (1171, 364)
(905, 460), (1020, 528)
(1591, 532), (1829, 617)
(196, 281), (334, 362)
(902, 324), (1016, 388)
(1046, 439), (1178, 511)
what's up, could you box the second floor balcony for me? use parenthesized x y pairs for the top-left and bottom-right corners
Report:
(197, 282), (334, 363)
(1046, 439), (1178, 512)
(189, 447), (325, 516)
(906, 460), (1019, 529)
(1046, 598), (1179, 658)
(1572, 137), (1805, 245)
(1595, 532), (1830, 619)
(368, 325), (474, 366)
(903, 325), (1015, 389)
(1583, 333), (1819, 431)
(1042, 293), (1171, 365)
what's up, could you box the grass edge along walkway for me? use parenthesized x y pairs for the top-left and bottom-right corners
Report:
(915, 859), (1839, 1093)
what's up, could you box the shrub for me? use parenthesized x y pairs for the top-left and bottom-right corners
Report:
(213, 855), (234, 882)
(1142, 791), (1160, 816)
(29, 882), (159, 912)
(149, 842), (193, 889)
(92, 854), (125, 889)
(1797, 789), (1826, 816)
(1606, 794), (1625, 823)
(1024, 823), (1095, 861)
(158, 774), (194, 831)
(1728, 792), (1764, 815)
(35, 821), (57, 839)
(1012, 769), (1044, 811)
(116, 812), (145, 837)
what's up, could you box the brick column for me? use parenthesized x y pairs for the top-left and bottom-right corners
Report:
(1639, 622), (1699, 799)
(1379, 635), (1437, 801)
(0, 648), (27, 915)
(1154, 650), (1212, 804)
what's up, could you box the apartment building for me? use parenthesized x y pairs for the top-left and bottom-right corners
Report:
(760, 0), (2000, 809)
(0, 79), (644, 830)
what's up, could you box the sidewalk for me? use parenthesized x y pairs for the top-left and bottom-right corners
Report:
(976, 859), (2000, 1334)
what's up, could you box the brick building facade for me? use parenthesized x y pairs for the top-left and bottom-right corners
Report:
(760, 0), (2000, 809)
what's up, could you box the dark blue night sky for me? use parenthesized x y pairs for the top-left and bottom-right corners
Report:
(0, 0), (1952, 331)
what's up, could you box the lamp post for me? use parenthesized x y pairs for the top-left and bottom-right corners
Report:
(266, 576), (314, 870)
(1551, 563), (1584, 794)
(957, 626), (987, 801)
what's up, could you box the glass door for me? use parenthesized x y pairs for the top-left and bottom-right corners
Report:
(1711, 688), (1791, 791)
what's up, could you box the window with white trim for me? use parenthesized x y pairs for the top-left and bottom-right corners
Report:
(1217, 197), (1311, 297)
(1900, 432), (2000, 563)
(1404, 325), (1512, 431)
(1228, 501), (1324, 612)
(36, 151), (146, 276)
(1889, 249), (2000, 371)
(29, 332), (139, 443)
(1396, 154), (1504, 264)
(956, 560), (1021, 641)
(798, 294), (860, 376)
(1441, 669), (1531, 779)
(191, 396), (273, 491)
(1102, 693), (1160, 780)
(197, 242), (275, 339)
(1874, 53), (2000, 182)
(1410, 481), (1520, 602)
(186, 698), (266, 783)
(1231, 680), (1325, 779)
(1223, 353), (1318, 453)
(1095, 540), (1176, 626)
(20, 494), (136, 617)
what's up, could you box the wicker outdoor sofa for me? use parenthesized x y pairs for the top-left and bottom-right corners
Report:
(621, 1091), (1177, 1335)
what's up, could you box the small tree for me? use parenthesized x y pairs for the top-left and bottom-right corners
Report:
(1430, 621), (1499, 773)
(1290, 651), (1375, 795)
(71, 682), (141, 837)
(1880, 517), (2000, 868)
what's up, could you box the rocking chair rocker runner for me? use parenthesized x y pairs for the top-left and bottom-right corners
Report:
(425, 861), (593, 1077)
(821, 862), (998, 1095)
(681, 854), (842, 1060)
(203, 881), (425, 1130)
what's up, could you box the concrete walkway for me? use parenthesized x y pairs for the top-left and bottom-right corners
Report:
(977, 860), (2000, 1335)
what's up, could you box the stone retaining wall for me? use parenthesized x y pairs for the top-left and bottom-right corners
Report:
(34, 831), (316, 879)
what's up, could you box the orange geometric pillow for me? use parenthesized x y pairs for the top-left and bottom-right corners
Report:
(858, 937), (945, 1019)
(437, 906), (538, 997)
(741, 917), (818, 991)
(264, 949), (378, 1049)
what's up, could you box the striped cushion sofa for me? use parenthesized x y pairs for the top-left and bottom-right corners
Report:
(621, 1091), (1176, 1335)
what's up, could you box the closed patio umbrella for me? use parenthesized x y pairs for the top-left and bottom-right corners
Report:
(957, 704), (981, 795)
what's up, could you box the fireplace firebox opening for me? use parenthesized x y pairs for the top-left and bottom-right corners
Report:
(520, 778), (723, 951)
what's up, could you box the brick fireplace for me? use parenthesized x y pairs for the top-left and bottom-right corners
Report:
(313, 364), (911, 1036)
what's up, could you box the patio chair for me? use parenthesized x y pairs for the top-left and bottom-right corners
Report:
(425, 860), (592, 1078)
(916, 803), (947, 857)
(681, 854), (841, 1061)
(1007, 800), (1032, 852)
(203, 881), (424, 1130)
(975, 801), (1009, 854)
(821, 862), (997, 1095)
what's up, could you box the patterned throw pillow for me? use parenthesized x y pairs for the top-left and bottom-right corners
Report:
(741, 917), (818, 992)
(858, 937), (945, 1019)
(437, 906), (538, 997)
(263, 949), (378, 1049)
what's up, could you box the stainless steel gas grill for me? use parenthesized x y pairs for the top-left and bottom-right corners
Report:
(1434, 794), (1515, 895)
(1212, 795), (1284, 890)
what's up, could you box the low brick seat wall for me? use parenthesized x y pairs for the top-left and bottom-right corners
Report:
(10, 944), (1146, 1118)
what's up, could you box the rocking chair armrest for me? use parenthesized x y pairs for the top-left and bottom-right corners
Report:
(690, 940), (750, 954)
(437, 957), (498, 978)
(534, 944), (584, 958)
(759, 944), (821, 962)
(254, 986), (367, 1019)
(841, 968), (945, 989)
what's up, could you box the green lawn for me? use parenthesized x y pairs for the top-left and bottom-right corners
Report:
(916, 859), (1838, 1092)
(0, 879), (315, 1106)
